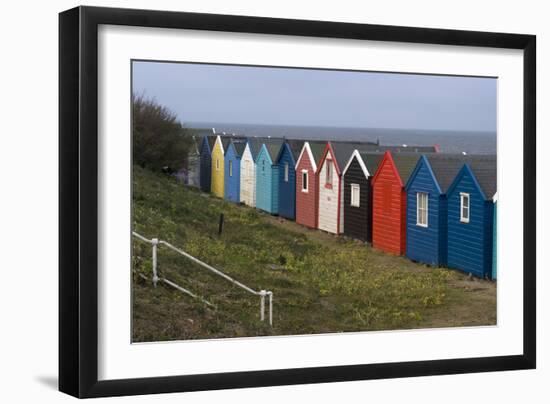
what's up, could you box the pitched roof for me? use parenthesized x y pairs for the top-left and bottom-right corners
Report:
(423, 154), (496, 198)
(262, 138), (284, 162)
(221, 137), (232, 152)
(284, 139), (306, 162)
(233, 142), (247, 157)
(358, 152), (384, 176)
(308, 141), (327, 164)
(207, 135), (217, 151)
(424, 154), (473, 193)
(246, 137), (266, 160)
(465, 155), (497, 199)
(390, 153), (422, 184)
(330, 142), (379, 171)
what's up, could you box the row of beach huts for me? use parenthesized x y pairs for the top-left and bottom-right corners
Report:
(186, 132), (496, 280)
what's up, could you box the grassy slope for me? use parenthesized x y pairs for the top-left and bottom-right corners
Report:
(132, 166), (496, 342)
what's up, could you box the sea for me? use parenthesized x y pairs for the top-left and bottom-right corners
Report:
(188, 122), (496, 155)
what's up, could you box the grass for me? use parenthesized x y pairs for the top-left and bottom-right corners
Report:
(132, 165), (496, 342)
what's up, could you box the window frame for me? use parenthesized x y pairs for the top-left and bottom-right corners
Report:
(325, 159), (333, 186)
(416, 192), (429, 227)
(460, 192), (470, 223)
(350, 183), (360, 207)
(301, 170), (308, 193)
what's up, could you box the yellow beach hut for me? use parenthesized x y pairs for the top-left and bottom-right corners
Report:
(211, 135), (231, 198)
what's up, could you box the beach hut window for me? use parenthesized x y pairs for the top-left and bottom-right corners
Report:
(301, 170), (308, 192)
(351, 184), (360, 207)
(284, 162), (289, 182)
(262, 160), (265, 172)
(416, 192), (428, 227)
(460, 192), (470, 223)
(216, 158), (220, 171)
(229, 160), (233, 177)
(326, 159), (333, 186)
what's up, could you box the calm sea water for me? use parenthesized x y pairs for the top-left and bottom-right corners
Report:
(189, 122), (496, 155)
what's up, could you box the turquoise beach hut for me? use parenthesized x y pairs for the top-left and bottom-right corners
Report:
(255, 139), (284, 214)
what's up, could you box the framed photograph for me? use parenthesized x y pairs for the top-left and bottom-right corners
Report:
(59, 6), (536, 398)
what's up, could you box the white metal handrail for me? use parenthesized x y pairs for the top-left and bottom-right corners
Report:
(132, 231), (273, 326)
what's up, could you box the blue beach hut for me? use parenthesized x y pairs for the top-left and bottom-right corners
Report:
(276, 139), (305, 220)
(199, 135), (216, 192)
(224, 139), (247, 203)
(405, 154), (469, 266)
(255, 139), (284, 214)
(446, 157), (497, 278)
(492, 193), (497, 280)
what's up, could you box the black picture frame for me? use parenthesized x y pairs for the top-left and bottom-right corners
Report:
(59, 6), (536, 398)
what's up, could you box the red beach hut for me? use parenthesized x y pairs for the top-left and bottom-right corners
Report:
(295, 141), (326, 228)
(371, 151), (420, 255)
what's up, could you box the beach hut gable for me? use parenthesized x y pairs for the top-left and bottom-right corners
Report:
(371, 151), (404, 187)
(342, 149), (370, 178)
(295, 142), (318, 172)
(404, 155), (442, 194)
(446, 164), (488, 201)
(316, 143), (342, 176)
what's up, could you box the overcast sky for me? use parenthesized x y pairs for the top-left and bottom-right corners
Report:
(132, 61), (496, 132)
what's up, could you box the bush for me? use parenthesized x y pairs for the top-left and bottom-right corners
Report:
(132, 94), (192, 171)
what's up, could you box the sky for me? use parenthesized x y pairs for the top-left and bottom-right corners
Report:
(132, 61), (497, 133)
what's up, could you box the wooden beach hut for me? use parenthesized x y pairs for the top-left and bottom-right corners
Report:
(371, 151), (419, 255)
(341, 151), (383, 242)
(199, 135), (216, 192)
(210, 136), (231, 198)
(276, 139), (305, 220)
(255, 139), (284, 214)
(317, 142), (366, 234)
(295, 141), (326, 229)
(224, 139), (247, 203)
(492, 193), (497, 280)
(404, 154), (469, 266)
(239, 138), (264, 207)
(446, 157), (496, 278)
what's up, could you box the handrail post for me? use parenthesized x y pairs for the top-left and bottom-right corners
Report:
(151, 238), (159, 288)
(267, 291), (273, 326)
(260, 290), (266, 322)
